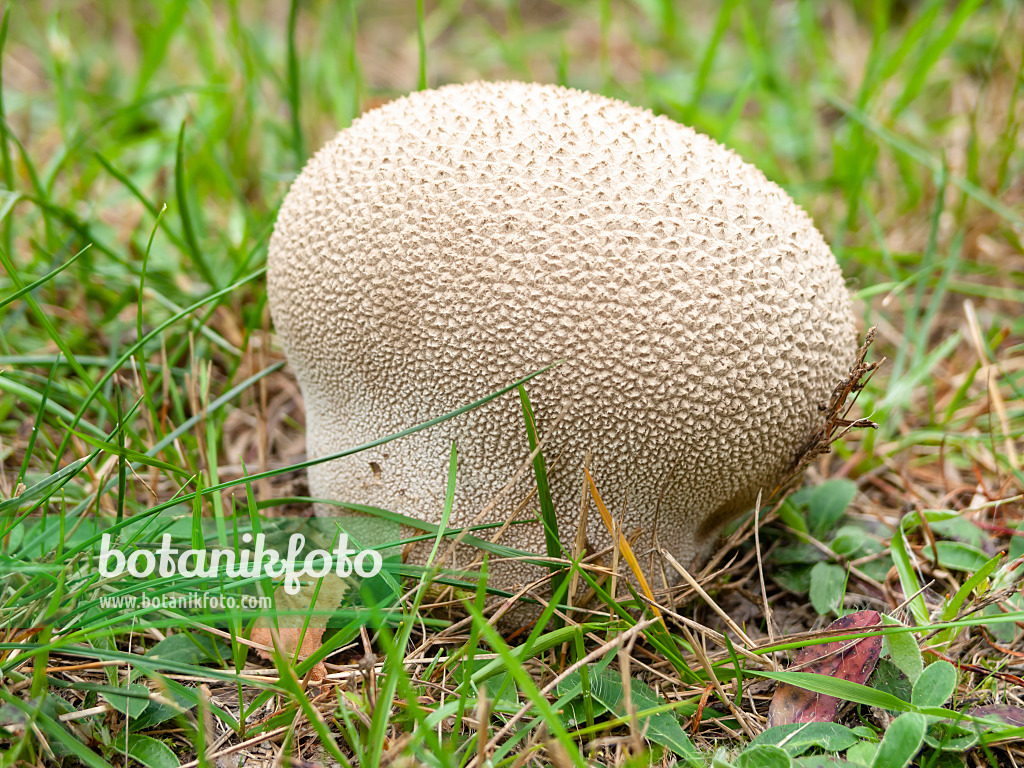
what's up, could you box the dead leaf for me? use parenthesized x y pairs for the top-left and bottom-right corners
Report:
(768, 610), (882, 726)
(250, 626), (327, 683)
(967, 704), (1024, 728)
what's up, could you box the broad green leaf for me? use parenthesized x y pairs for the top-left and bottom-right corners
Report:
(929, 517), (984, 548)
(923, 720), (978, 753)
(870, 659), (912, 707)
(787, 486), (816, 507)
(882, 616), (923, 684)
(144, 631), (228, 665)
(846, 740), (877, 765)
(778, 497), (809, 534)
(750, 722), (860, 756)
(808, 479), (857, 538)
(774, 544), (824, 565)
(559, 669), (610, 725)
(929, 752), (977, 768)
(911, 661), (956, 708)
(112, 732), (179, 768)
(618, 678), (699, 761)
(989, 616), (1019, 648)
(796, 757), (862, 768)
(1011, 519), (1024, 559)
(774, 567), (813, 594)
(830, 525), (869, 557)
(127, 675), (228, 731)
(737, 745), (793, 768)
(929, 541), (988, 573)
(482, 671), (520, 706)
(573, 669), (700, 762)
(101, 683), (151, 719)
(127, 685), (195, 732)
(870, 712), (925, 768)
(809, 562), (847, 616)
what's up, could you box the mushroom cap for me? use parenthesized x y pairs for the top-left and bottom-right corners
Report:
(268, 81), (857, 597)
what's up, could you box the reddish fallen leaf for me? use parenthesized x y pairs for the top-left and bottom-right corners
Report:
(967, 704), (1024, 727)
(768, 610), (882, 727)
(250, 626), (327, 683)
(248, 576), (350, 686)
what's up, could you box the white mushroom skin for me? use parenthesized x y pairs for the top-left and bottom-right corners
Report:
(267, 81), (857, 594)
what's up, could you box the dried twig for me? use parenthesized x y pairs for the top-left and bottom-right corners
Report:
(775, 326), (883, 498)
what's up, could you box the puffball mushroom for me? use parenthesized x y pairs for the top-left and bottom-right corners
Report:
(267, 81), (857, 600)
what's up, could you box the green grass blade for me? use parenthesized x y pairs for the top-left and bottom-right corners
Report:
(365, 443), (458, 768)
(416, 0), (427, 89)
(174, 121), (216, 287)
(285, 0), (305, 164)
(463, 598), (587, 768)
(0, 243), (88, 310)
(518, 384), (565, 610)
(97, 361), (559, 527)
(890, 524), (930, 627)
(13, 356), (59, 490)
(824, 93), (1024, 227)
(0, 244), (102, 402)
(0, 687), (117, 768)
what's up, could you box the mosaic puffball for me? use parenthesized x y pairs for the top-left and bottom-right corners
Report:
(267, 81), (857, 596)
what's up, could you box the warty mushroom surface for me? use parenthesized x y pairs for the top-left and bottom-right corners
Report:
(267, 80), (858, 603)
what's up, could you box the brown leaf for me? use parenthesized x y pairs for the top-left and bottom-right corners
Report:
(250, 626), (327, 683)
(768, 610), (882, 727)
(967, 704), (1024, 728)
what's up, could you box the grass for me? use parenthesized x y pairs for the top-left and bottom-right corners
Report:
(0, 0), (1022, 766)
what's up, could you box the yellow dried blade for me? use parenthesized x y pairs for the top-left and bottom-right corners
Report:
(584, 468), (663, 624)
